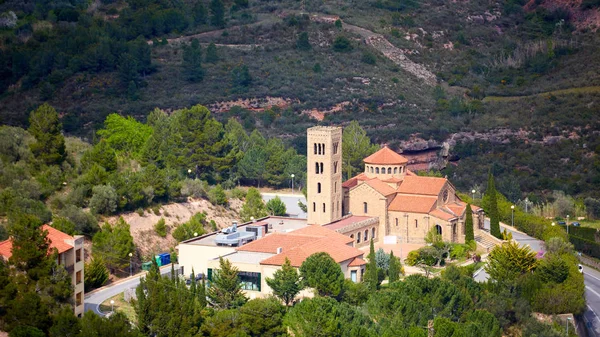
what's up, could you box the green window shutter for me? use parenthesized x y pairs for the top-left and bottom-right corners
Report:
(207, 268), (212, 281)
(257, 273), (261, 292)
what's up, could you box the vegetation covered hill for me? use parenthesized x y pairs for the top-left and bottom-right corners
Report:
(1, 0), (600, 200)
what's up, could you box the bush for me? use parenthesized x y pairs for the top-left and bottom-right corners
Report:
(180, 179), (209, 199)
(208, 184), (228, 206)
(230, 187), (246, 199)
(406, 250), (419, 266)
(266, 196), (287, 216)
(361, 52), (376, 65)
(89, 185), (118, 215)
(333, 36), (353, 52)
(154, 218), (167, 238)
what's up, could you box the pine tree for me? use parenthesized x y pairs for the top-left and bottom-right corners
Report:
(296, 32), (311, 51)
(205, 42), (219, 63)
(210, 0), (225, 27)
(465, 203), (475, 243)
(240, 187), (268, 221)
(84, 257), (109, 291)
(487, 172), (501, 239)
(365, 239), (378, 291)
(266, 258), (303, 306)
(182, 39), (204, 82)
(388, 251), (400, 283)
(28, 103), (66, 166)
(207, 257), (247, 309)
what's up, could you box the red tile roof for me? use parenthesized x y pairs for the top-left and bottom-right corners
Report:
(429, 209), (456, 221)
(342, 172), (369, 189)
(363, 179), (397, 196)
(363, 146), (408, 165)
(388, 195), (437, 213)
(397, 176), (448, 196)
(348, 257), (366, 266)
(260, 238), (364, 267)
(0, 225), (74, 259)
(291, 225), (355, 244)
(324, 215), (375, 231)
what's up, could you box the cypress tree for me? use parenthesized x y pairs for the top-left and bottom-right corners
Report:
(388, 251), (400, 283)
(365, 239), (378, 291)
(487, 172), (501, 239)
(465, 203), (475, 243)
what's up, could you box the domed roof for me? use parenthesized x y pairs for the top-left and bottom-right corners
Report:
(363, 146), (408, 165)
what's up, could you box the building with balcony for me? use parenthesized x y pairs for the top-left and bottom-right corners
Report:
(0, 225), (85, 317)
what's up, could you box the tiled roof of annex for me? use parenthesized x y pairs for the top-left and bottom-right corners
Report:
(396, 176), (448, 196)
(0, 225), (74, 259)
(324, 215), (375, 231)
(363, 146), (408, 165)
(236, 224), (362, 267)
(388, 194), (438, 213)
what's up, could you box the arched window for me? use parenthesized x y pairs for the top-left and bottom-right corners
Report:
(318, 144), (321, 155)
(314, 143), (317, 154)
(320, 162), (324, 173)
(323, 203), (326, 213)
(394, 167), (398, 174)
(395, 218), (398, 226)
(370, 167), (374, 173)
(357, 231), (361, 243)
(387, 167), (392, 174)
(376, 167), (380, 174)
(312, 202), (316, 212)
(322, 144), (325, 154)
(334, 182), (337, 192)
(372, 228), (376, 239)
(363, 202), (368, 213)
(415, 219), (418, 228)
(317, 183), (321, 193)
(364, 229), (368, 241)
(350, 234), (354, 240)
(315, 162), (319, 174)
(334, 161), (338, 173)
(435, 225), (442, 235)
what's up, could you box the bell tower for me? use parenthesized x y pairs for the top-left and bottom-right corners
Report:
(307, 126), (343, 225)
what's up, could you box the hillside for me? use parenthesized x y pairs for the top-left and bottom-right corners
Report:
(1, 0), (600, 199)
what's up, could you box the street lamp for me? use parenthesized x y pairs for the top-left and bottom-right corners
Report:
(551, 222), (555, 227)
(129, 252), (133, 277)
(511, 205), (515, 227)
(566, 215), (570, 234)
(524, 197), (530, 213)
(291, 174), (295, 194)
(567, 317), (572, 335)
(471, 189), (476, 201)
(110, 300), (115, 314)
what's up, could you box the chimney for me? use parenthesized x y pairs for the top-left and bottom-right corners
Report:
(276, 247), (283, 254)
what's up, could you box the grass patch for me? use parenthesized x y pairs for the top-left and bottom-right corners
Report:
(100, 293), (137, 324)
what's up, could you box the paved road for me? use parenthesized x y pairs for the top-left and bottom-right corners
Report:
(262, 193), (307, 219)
(84, 265), (175, 316)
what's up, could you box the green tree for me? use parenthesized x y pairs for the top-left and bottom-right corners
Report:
(51, 217), (76, 236)
(485, 172), (502, 239)
(485, 241), (537, 290)
(388, 251), (401, 283)
(89, 185), (118, 215)
(117, 53), (139, 88)
(79, 311), (141, 337)
(296, 32), (311, 50)
(205, 42), (219, 63)
(299, 252), (344, 298)
(182, 39), (204, 82)
(172, 212), (207, 242)
(332, 36), (353, 52)
(28, 103), (66, 166)
(266, 196), (287, 216)
(193, 1), (207, 25)
(365, 239), (378, 291)
(465, 203), (474, 243)
(231, 64), (252, 90)
(238, 146), (268, 186)
(240, 187), (268, 221)
(81, 139), (117, 172)
(266, 257), (303, 306)
(535, 254), (569, 283)
(208, 184), (228, 206)
(92, 217), (135, 272)
(84, 256), (109, 291)
(154, 218), (167, 238)
(210, 0), (225, 27)
(97, 113), (152, 157)
(342, 121), (378, 180)
(207, 257), (247, 309)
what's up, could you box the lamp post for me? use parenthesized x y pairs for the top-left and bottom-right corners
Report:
(567, 317), (572, 335)
(110, 300), (115, 314)
(291, 174), (295, 194)
(525, 197), (530, 213)
(511, 205), (515, 227)
(551, 222), (555, 227)
(471, 189), (476, 201)
(129, 252), (133, 277)
(566, 215), (570, 235)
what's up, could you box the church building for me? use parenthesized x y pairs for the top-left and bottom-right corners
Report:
(306, 126), (484, 247)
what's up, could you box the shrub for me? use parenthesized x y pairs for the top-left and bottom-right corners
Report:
(89, 185), (118, 215)
(154, 218), (167, 238)
(361, 52), (376, 65)
(333, 36), (353, 52)
(208, 184), (228, 206)
(230, 187), (246, 199)
(406, 250), (419, 266)
(152, 205), (161, 215)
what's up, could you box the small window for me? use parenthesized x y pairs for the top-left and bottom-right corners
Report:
(335, 182), (337, 191)
(376, 167), (379, 174)
(387, 167), (392, 174)
(76, 270), (82, 284)
(394, 167), (398, 174)
(350, 234), (354, 240)
(313, 202), (316, 212)
(370, 167), (374, 173)
(363, 202), (368, 213)
(323, 203), (326, 213)
(320, 162), (324, 173)
(333, 142), (339, 154)
(76, 248), (82, 263)
(357, 232), (361, 243)
(315, 162), (319, 174)
(364, 229), (368, 241)
(415, 219), (418, 228)
(322, 144), (325, 154)
(318, 143), (321, 155)
(317, 183), (321, 193)
(334, 161), (338, 173)
(76, 292), (82, 306)
(372, 228), (376, 239)
(395, 218), (398, 226)
(314, 143), (317, 154)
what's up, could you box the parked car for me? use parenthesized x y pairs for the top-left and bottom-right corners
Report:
(578, 264), (584, 273)
(572, 222), (580, 227)
(558, 221), (566, 225)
